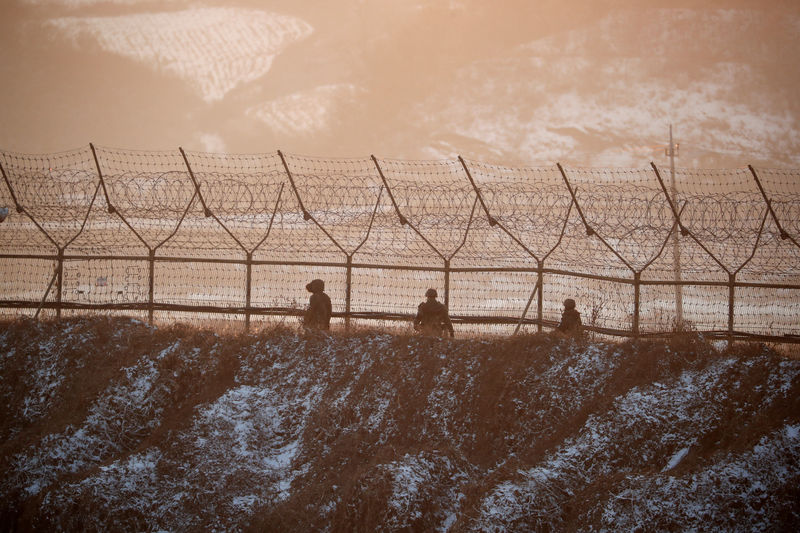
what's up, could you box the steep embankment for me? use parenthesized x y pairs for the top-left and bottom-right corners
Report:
(0, 317), (798, 531)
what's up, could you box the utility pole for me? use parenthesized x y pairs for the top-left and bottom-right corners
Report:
(666, 124), (684, 327)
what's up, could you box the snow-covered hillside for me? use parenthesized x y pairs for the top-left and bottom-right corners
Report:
(0, 317), (798, 531)
(419, 7), (800, 167)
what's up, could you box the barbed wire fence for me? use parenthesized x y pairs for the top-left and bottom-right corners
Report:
(1, 144), (798, 342)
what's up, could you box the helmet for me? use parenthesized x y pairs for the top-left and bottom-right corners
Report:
(425, 288), (437, 298)
(306, 279), (325, 293)
(563, 298), (576, 310)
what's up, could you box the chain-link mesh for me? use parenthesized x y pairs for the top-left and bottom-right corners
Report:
(1, 146), (798, 341)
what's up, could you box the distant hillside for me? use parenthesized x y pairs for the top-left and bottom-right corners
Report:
(2, 2), (798, 166)
(0, 317), (798, 531)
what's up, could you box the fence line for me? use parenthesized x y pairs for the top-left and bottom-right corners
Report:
(0, 145), (798, 342)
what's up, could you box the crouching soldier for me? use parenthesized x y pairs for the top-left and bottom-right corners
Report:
(414, 288), (454, 338)
(556, 298), (583, 337)
(304, 278), (332, 331)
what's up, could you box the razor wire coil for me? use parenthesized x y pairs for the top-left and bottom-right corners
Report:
(1, 145), (799, 338)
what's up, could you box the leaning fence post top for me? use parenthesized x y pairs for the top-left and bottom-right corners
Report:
(748, 164), (794, 244)
(277, 149), (311, 220)
(0, 159), (24, 213)
(370, 154), (407, 225)
(556, 161), (594, 236)
(458, 155), (496, 226)
(178, 146), (213, 217)
(89, 142), (116, 214)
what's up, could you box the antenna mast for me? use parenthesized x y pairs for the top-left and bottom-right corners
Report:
(667, 124), (684, 327)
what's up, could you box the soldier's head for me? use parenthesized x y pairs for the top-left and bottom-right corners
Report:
(425, 288), (437, 299)
(563, 298), (576, 310)
(306, 279), (325, 293)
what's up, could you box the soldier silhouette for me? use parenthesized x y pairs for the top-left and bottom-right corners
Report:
(414, 288), (454, 338)
(303, 279), (332, 331)
(556, 298), (582, 336)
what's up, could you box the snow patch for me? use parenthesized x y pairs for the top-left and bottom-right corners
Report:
(48, 8), (313, 102)
(10, 355), (166, 496)
(600, 422), (800, 530)
(248, 84), (364, 135)
(663, 446), (690, 472)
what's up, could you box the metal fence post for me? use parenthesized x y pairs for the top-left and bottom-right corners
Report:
(633, 271), (641, 337)
(345, 254), (353, 332)
(537, 260), (544, 333)
(728, 272), (736, 342)
(514, 283), (539, 336)
(444, 259), (451, 309)
(34, 264), (59, 320)
(0, 161), (23, 214)
(148, 249), (155, 325)
(56, 247), (64, 318)
(749, 165), (792, 242)
(90, 143), (115, 214)
(245, 251), (253, 332)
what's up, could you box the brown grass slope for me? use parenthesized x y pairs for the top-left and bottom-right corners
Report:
(0, 317), (798, 532)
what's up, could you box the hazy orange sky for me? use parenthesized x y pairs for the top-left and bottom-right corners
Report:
(1, 0), (798, 168)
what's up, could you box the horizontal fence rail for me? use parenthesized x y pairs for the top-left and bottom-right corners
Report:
(1, 145), (799, 342)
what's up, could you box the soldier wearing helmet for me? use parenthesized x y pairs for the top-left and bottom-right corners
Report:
(304, 278), (332, 331)
(556, 298), (582, 336)
(413, 288), (454, 338)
